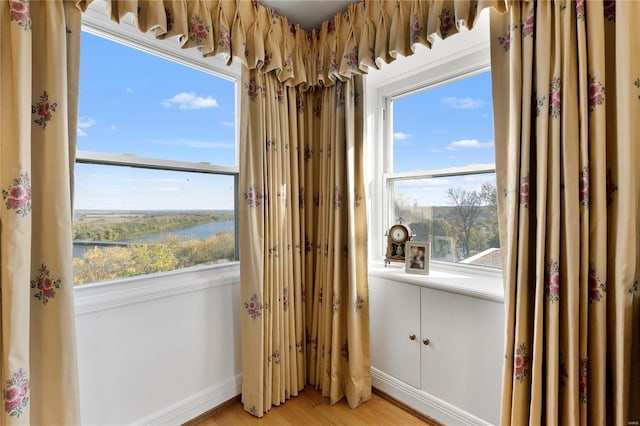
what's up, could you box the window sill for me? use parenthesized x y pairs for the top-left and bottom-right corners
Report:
(369, 260), (504, 303)
(74, 262), (240, 316)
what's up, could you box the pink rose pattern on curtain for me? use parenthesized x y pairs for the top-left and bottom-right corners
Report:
(0, 1), (88, 424)
(239, 70), (307, 417)
(106, 0), (507, 92)
(301, 79), (370, 408)
(100, 0), (513, 420)
(239, 66), (370, 417)
(490, 1), (640, 424)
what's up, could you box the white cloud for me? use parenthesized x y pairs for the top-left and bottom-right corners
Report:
(446, 139), (494, 150)
(462, 174), (496, 183)
(128, 178), (188, 185)
(77, 117), (96, 137)
(220, 121), (234, 127)
(150, 139), (234, 149)
(78, 117), (96, 128)
(110, 125), (117, 130)
(125, 88), (133, 93)
(393, 132), (412, 141)
(147, 187), (180, 192)
(430, 148), (444, 153)
(184, 141), (234, 149)
(162, 92), (219, 109)
(441, 96), (483, 109)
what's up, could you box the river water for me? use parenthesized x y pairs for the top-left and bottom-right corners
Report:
(73, 220), (235, 258)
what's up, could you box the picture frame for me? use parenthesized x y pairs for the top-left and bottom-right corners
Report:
(405, 241), (430, 275)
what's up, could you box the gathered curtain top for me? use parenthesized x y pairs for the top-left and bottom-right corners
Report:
(92, 1), (507, 91)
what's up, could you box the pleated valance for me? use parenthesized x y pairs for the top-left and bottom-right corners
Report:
(100, 0), (507, 91)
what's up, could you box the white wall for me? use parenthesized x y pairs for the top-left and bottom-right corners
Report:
(75, 263), (241, 425)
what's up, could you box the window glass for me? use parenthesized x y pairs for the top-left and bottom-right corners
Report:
(79, 32), (236, 166)
(389, 71), (500, 268)
(73, 164), (235, 284)
(391, 173), (499, 267)
(75, 31), (237, 285)
(392, 71), (494, 172)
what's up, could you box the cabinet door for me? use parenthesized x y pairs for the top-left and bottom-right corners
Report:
(369, 277), (421, 388)
(420, 287), (504, 424)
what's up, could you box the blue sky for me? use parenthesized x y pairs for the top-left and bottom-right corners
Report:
(75, 32), (495, 211)
(75, 32), (236, 211)
(391, 71), (496, 207)
(392, 71), (494, 173)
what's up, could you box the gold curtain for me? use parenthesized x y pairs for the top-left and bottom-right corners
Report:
(106, 0), (507, 90)
(0, 0), (88, 424)
(239, 69), (370, 417)
(100, 0), (508, 419)
(491, 1), (640, 424)
(302, 78), (370, 407)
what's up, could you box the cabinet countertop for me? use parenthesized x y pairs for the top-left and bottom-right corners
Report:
(369, 262), (504, 303)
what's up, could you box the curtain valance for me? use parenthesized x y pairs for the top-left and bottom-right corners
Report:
(104, 0), (507, 91)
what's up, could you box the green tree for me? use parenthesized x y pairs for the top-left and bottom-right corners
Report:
(447, 184), (497, 258)
(73, 232), (236, 285)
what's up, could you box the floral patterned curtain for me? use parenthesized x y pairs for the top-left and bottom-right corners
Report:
(239, 68), (369, 417)
(99, 0), (510, 419)
(0, 0), (88, 424)
(490, 1), (640, 424)
(106, 0), (507, 92)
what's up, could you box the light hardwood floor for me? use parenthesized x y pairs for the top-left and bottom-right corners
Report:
(188, 386), (438, 425)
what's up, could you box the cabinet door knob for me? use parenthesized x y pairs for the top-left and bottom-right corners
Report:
(422, 338), (430, 346)
(409, 334), (416, 341)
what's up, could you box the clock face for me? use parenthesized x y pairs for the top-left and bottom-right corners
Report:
(390, 225), (407, 242)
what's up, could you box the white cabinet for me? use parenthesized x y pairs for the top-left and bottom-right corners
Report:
(369, 274), (504, 425)
(369, 277), (421, 388)
(420, 286), (504, 424)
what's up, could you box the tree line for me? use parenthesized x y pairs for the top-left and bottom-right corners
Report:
(399, 183), (499, 261)
(73, 212), (233, 242)
(73, 233), (235, 285)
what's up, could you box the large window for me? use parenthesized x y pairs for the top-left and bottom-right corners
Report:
(385, 70), (500, 269)
(74, 31), (238, 285)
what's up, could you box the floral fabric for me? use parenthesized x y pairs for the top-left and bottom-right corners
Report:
(491, 1), (640, 424)
(239, 67), (370, 416)
(0, 0), (87, 424)
(105, 0), (507, 92)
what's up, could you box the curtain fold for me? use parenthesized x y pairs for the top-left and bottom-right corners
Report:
(106, 0), (508, 91)
(239, 67), (370, 417)
(0, 0), (88, 424)
(490, 1), (640, 424)
(302, 78), (371, 407)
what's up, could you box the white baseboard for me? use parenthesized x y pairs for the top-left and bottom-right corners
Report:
(372, 368), (494, 426)
(134, 374), (242, 426)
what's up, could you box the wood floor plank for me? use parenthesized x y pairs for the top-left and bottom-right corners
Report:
(188, 386), (436, 425)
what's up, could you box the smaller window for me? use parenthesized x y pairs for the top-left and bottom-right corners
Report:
(386, 71), (500, 269)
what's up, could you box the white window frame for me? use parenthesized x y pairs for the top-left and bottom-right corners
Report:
(75, 0), (242, 292)
(366, 11), (503, 295)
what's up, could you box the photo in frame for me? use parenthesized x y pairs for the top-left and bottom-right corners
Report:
(405, 241), (430, 275)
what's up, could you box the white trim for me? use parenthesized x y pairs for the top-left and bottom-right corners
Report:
(133, 374), (242, 426)
(76, 150), (238, 175)
(369, 261), (503, 303)
(385, 164), (495, 181)
(372, 368), (495, 426)
(74, 262), (240, 315)
(376, 44), (490, 100)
